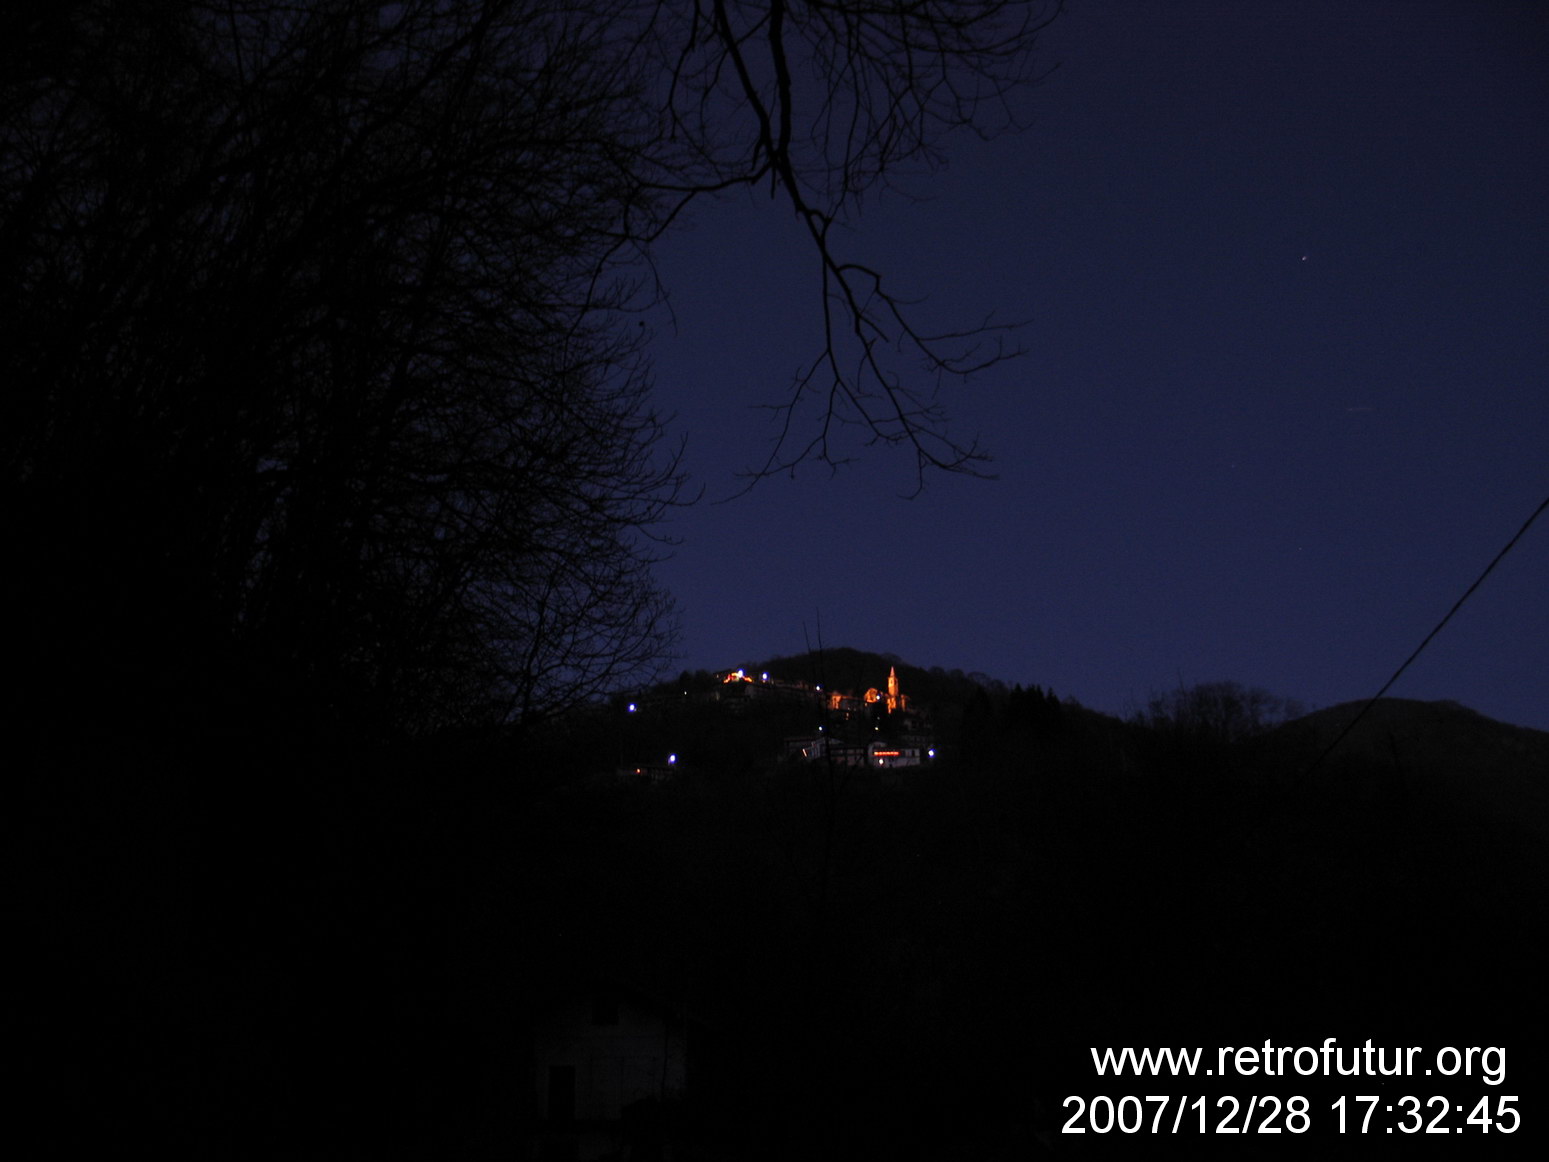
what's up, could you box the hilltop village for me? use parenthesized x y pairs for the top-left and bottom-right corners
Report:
(610, 658), (943, 780)
(714, 664), (936, 769)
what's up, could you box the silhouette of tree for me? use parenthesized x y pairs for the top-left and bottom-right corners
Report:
(5, 1), (1056, 734)
(959, 684), (996, 762)
(6, 1), (696, 734)
(656, 0), (1057, 483)
(1137, 680), (1305, 746)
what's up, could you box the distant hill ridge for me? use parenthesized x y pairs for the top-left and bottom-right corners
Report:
(1255, 696), (1549, 837)
(1283, 695), (1548, 747)
(1277, 696), (1548, 762)
(712, 646), (1019, 708)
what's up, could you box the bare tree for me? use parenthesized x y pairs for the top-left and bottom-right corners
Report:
(5, 1), (685, 732)
(1138, 680), (1307, 746)
(651, 0), (1058, 483)
(3, 1), (1056, 732)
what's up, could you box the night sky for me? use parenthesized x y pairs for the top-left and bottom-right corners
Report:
(643, 0), (1549, 732)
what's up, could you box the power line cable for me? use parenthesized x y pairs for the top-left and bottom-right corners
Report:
(1303, 492), (1549, 778)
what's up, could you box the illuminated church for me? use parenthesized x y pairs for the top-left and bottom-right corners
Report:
(710, 663), (933, 769)
(836, 665), (908, 714)
(716, 663), (912, 718)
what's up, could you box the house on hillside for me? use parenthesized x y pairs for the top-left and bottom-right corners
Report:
(614, 754), (679, 786)
(528, 977), (694, 1161)
(787, 667), (935, 769)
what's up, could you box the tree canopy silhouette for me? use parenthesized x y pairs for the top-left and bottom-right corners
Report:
(4, 1), (1056, 734)
(1136, 680), (1306, 746)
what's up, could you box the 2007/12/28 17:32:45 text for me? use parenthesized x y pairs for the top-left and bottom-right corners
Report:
(1061, 1093), (1521, 1134)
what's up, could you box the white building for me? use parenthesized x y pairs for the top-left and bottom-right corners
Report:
(530, 979), (690, 1160)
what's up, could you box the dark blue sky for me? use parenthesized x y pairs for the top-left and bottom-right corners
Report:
(644, 0), (1549, 731)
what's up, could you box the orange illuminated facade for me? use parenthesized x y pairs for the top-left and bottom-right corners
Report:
(711, 663), (929, 759)
(866, 739), (925, 769)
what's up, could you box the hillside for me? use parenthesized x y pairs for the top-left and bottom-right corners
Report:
(1258, 697), (1549, 834)
(505, 675), (1549, 1157)
(693, 645), (1017, 708)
